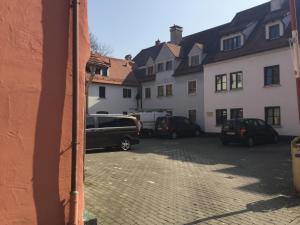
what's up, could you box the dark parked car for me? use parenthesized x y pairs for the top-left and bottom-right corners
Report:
(220, 118), (279, 147)
(86, 114), (140, 151)
(155, 116), (202, 139)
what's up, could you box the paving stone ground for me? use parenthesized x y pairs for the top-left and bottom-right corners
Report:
(85, 137), (300, 225)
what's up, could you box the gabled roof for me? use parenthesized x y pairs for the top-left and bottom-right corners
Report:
(134, 0), (298, 79)
(133, 43), (164, 67)
(165, 43), (181, 58)
(87, 54), (139, 87)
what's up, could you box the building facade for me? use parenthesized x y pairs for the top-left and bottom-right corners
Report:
(132, 0), (300, 136)
(86, 54), (139, 115)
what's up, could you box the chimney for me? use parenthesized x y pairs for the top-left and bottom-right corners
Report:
(270, 0), (285, 11)
(170, 25), (183, 45)
(125, 54), (132, 61)
(155, 39), (161, 46)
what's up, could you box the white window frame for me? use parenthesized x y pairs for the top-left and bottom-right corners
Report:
(220, 33), (244, 51)
(165, 83), (173, 97)
(187, 80), (197, 96)
(190, 55), (200, 67)
(265, 21), (284, 40)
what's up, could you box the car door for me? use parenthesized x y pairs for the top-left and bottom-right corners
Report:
(257, 119), (273, 142)
(95, 116), (116, 148)
(86, 116), (98, 149)
(184, 118), (195, 136)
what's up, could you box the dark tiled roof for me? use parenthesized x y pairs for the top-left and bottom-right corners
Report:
(133, 43), (164, 67)
(134, 0), (298, 79)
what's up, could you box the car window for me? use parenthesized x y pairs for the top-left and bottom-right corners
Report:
(118, 118), (136, 127)
(86, 117), (95, 129)
(256, 119), (266, 127)
(184, 118), (191, 125)
(244, 119), (255, 129)
(97, 117), (119, 128)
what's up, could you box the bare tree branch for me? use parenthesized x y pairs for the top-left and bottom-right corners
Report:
(90, 32), (113, 56)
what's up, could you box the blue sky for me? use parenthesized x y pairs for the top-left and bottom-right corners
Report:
(88, 0), (270, 59)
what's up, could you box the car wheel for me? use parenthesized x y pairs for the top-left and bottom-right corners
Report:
(120, 138), (131, 151)
(273, 135), (279, 144)
(195, 130), (201, 137)
(171, 132), (177, 139)
(246, 137), (254, 147)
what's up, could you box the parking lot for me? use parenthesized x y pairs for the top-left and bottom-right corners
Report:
(85, 137), (300, 225)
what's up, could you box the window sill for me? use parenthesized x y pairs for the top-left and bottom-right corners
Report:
(188, 93), (197, 96)
(263, 84), (281, 88)
(215, 90), (227, 94)
(230, 88), (243, 91)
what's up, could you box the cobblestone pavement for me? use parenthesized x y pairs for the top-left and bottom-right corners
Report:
(85, 137), (300, 225)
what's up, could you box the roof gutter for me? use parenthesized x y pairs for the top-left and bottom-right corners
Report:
(289, 0), (300, 121)
(70, 0), (79, 224)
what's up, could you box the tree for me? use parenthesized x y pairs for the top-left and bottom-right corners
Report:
(90, 32), (113, 56)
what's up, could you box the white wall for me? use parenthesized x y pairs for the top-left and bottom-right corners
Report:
(142, 72), (204, 129)
(204, 48), (300, 136)
(88, 84), (138, 114)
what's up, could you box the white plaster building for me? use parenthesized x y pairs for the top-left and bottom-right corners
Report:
(133, 0), (300, 136)
(86, 54), (139, 115)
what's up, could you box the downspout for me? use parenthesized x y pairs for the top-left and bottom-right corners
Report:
(289, 0), (300, 121)
(70, 0), (79, 224)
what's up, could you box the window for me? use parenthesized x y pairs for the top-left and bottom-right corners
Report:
(147, 66), (154, 75)
(188, 110), (197, 123)
(123, 88), (132, 98)
(145, 87), (151, 99)
(265, 107), (281, 126)
(86, 117), (95, 129)
(215, 74), (227, 92)
(216, 109), (227, 126)
(97, 117), (119, 128)
(269, 24), (280, 40)
(230, 108), (243, 119)
(166, 84), (173, 96)
(230, 72), (243, 90)
(223, 35), (242, 51)
(118, 118), (136, 127)
(166, 61), (173, 71)
(157, 63), (164, 72)
(264, 65), (280, 86)
(188, 80), (197, 95)
(190, 55), (200, 66)
(101, 67), (108, 76)
(157, 86), (164, 97)
(99, 86), (106, 98)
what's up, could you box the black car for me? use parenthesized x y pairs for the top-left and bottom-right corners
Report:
(155, 116), (202, 139)
(86, 115), (140, 151)
(220, 118), (279, 147)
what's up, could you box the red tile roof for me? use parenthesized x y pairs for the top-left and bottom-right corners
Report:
(87, 54), (139, 87)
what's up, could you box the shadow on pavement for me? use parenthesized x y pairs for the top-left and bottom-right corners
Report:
(134, 137), (294, 196)
(184, 195), (300, 225)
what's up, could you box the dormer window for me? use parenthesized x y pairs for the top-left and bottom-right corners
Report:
(190, 55), (200, 66)
(101, 67), (108, 76)
(166, 61), (173, 71)
(266, 21), (283, 40)
(222, 35), (242, 51)
(157, 63), (164, 73)
(147, 66), (154, 75)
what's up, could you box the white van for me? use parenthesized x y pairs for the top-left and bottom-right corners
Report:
(131, 111), (168, 136)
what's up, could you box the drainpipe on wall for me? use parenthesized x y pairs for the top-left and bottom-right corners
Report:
(289, 0), (300, 121)
(70, 0), (79, 224)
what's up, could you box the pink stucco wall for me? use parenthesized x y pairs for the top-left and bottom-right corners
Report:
(0, 0), (90, 224)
